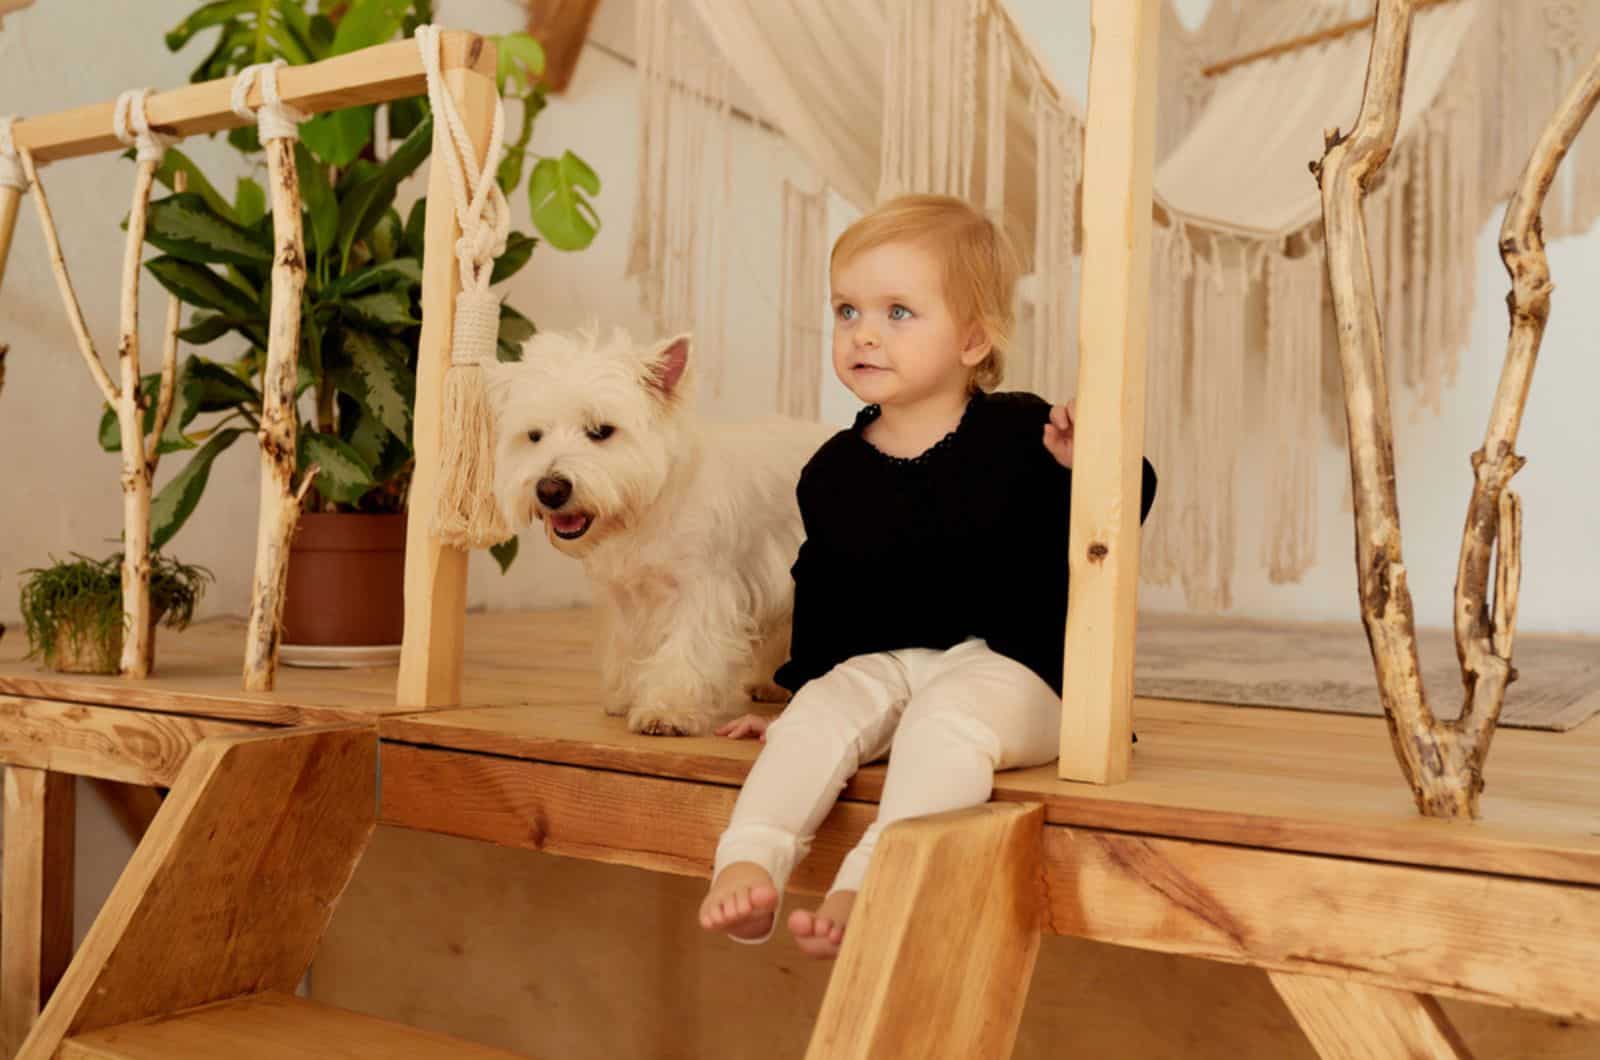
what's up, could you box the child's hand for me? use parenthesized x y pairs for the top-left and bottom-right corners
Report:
(716, 713), (772, 741)
(1043, 399), (1076, 468)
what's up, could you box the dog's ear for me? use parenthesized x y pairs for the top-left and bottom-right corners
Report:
(643, 333), (692, 403)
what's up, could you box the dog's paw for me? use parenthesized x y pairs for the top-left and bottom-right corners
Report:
(745, 681), (791, 705)
(627, 705), (713, 737)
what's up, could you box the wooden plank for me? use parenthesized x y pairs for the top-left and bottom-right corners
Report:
(398, 41), (500, 709)
(807, 804), (1044, 1060)
(524, 0), (600, 93)
(17, 726), (376, 1058)
(1045, 827), (1600, 1020)
(380, 743), (869, 895)
(1060, 0), (1162, 784)
(0, 768), (74, 1056)
(59, 993), (528, 1060)
(0, 696), (254, 784)
(11, 32), (495, 164)
(0, 183), (22, 294)
(1269, 972), (1475, 1059)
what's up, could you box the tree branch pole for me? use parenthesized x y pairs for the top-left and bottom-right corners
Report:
(147, 172), (187, 463)
(242, 129), (310, 693)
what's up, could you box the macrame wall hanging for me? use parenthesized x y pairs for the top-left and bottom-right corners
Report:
(625, 0), (1600, 611)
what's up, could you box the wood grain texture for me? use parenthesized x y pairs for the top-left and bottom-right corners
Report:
(807, 804), (1044, 1060)
(16, 726), (377, 1058)
(12, 33), (495, 164)
(523, 0), (600, 92)
(398, 42), (499, 709)
(1047, 826), (1600, 1020)
(1270, 972), (1475, 1059)
(58, 993), (528, 1060)
(0, 697), (252, 784)
(0, 183), (22, 296)
(0, 768), (74, 1056)
(1060, 0), (1162, 784)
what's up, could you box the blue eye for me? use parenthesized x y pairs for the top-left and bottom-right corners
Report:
(836, 304), (858, 321)
(889, 304), (912, 321)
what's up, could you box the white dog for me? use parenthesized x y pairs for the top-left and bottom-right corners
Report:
(487, 327), (831, 737)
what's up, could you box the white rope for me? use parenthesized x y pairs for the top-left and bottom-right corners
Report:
(112, 89), (177, 164)
(415, 22), (511, 367)
(231, 60), (306, 142)
(0, 117), (26, 191)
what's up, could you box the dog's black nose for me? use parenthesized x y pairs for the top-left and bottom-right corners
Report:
(536, 476), (572, 509)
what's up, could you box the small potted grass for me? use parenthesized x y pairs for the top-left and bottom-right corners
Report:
(19, 553), (211, 674)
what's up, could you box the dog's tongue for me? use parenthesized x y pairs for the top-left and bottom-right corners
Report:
(553, 513), (588, 533)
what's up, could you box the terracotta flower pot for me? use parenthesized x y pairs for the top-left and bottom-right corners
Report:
(281, 512), (407, 648)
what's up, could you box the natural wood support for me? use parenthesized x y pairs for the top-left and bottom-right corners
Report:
(399, 44), (500, 709)
(0, 183), (22, 294)
(0, 696), (252, 785)
(17, 726), (376, 1059)
(1, 768), (75, 1057)
(1060, 0), (1161, 784)
(1317, 1), (1600, 817)
(242, 135), (311, 693)
(1269, 972), (1475, 1059)
(524, 0), (601, 93)
(10, 34), (495, 164)
(806, 803), (1045, 1060)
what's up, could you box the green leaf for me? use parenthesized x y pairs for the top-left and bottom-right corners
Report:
(165, 0), (256, 52)
(388, 96), (426, 141)
(234, 177), (267, 227)
(301, 106), (374, 168)
(495, 33), (546, 95)
(528, 151), (601, 251)
(301, 430), (376, 505)
(491, 231), (538, 285)
(175, 313), (235, 346)
(150, 428), (249, 550)
(185, 358), (261, 412)
(153, 149), (236, 223)
(337, 115), (433, 269)
(228, 124), (262, 155)
(489, 535), (520, 574)
(146, 193), (273, 266)
(295, 142), (339, 259)
(497, 303), (536, 362)
(323, 258), (421, 299)
(329, 0), (410, 55)
(335, 329), (413, 443)
(369, 209), (404, 263)
(403, 198), (427, 258)
(146, 256), (265, 323)
(341, 289), (416, 328)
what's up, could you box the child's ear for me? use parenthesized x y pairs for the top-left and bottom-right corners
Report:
(643, 333), (692, 402)
(959, 324), (992, 368)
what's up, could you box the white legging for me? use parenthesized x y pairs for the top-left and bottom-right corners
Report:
(713, 638), (1062, 933)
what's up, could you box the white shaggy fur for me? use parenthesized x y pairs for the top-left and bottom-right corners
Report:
(486, 328), (831, 737)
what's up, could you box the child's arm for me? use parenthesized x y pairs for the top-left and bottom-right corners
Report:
(1042, 399), (1076, 468)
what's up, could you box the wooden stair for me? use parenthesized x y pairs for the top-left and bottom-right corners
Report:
(58, 993), (526, 1059)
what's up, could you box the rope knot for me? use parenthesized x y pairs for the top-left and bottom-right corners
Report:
(113, 89), (177, 164)
(232, 61), (306, 143)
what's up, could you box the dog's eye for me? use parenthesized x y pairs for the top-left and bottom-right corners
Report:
(527, 430), (543, 444)
(587, 424), (616, 442)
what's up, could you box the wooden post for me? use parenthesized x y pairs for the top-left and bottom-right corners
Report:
(398, 35), (498, 708)
(1270, 971), (1475, 1059)
(806, 803), (1045, 1060)
(524, 0), (601, 93)
(0, 183), (23, 295)
(1, 768), (75, 1056)
(1059, 0), (1160, 784)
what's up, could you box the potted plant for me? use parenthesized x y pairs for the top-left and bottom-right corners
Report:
(19, 553), (211, 674)
(115, 0), (601, 658)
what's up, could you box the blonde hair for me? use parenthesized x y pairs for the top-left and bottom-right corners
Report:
(830, 194), (1019, 391)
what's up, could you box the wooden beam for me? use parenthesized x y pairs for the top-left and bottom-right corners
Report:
(11, 32), (495, 165)
(1270, 972), (1475, 1059)
(1202, 0), (1456, 79)
(524, 0), (601, 93)
(1, 768), (75, 1056)
(0, 184), (22, 295)
(806, 804), (1045, 1060)
(398, 42), (500, 709)
(0, 696), (255, 785)
(17, 726), (376, 1058)
(1060, 0), (1161, 784)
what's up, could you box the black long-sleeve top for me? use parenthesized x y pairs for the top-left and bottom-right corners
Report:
(774, 390), (1158, 696)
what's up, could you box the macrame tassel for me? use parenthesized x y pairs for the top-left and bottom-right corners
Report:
(433, 289), (512, 548)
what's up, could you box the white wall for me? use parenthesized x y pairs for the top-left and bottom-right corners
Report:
(1, 0), (1595, 636)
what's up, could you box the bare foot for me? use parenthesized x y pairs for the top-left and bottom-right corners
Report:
(787, 889), (856, 959)
(699, 862), (779, 941)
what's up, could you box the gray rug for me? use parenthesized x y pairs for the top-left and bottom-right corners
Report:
(1133, 613), (1600, 731)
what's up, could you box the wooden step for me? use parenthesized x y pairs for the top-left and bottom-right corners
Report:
(59, 993), (528, 1059)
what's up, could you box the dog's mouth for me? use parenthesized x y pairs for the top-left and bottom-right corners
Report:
(548, 510), (594, 540)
